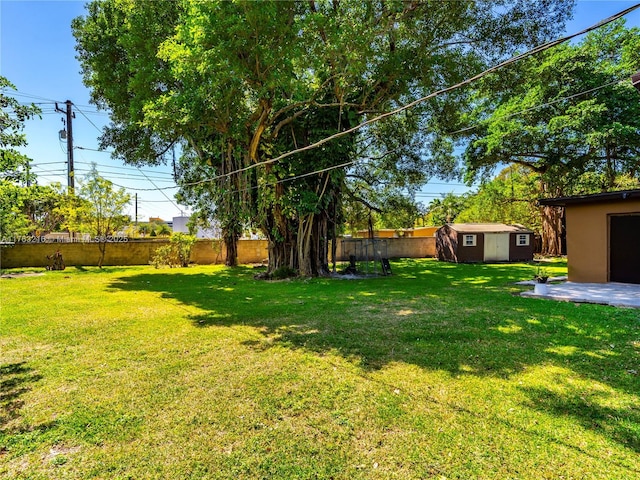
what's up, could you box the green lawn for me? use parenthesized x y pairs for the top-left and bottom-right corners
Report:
(1, 259), (638, 479)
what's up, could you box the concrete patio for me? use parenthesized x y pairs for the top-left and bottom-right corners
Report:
(520, 281), (640, 308)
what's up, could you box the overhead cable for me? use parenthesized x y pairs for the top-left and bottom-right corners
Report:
(119, 3), (639, 193)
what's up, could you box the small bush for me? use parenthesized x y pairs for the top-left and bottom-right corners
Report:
(271, 266), (297, 280)
(151, 245), (179, 268)
(151, 233), (196, 268)
(171, 233), (197, 267)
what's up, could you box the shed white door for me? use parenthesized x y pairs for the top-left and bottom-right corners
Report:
(484, 233), (510, 261)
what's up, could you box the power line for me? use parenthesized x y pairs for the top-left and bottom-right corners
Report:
(135, 168), (183, 213)
(3, 89), (62, 103)
(31, 161), (65, 167)
(73, 158), (174, 176)
(73, 104), (106, 134)
(72, 169), (175, 182)
(118, 3), (639, 194)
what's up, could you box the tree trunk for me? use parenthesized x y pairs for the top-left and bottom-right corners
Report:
(223, 230), (238, 267)
(540, 205), (563, 256)
(538, 178), (564, 256)
(98, 242), (106, 268)
(258, 162), (342, 278)
(262, 204), (333, 277)
(297, 212), (331, 277)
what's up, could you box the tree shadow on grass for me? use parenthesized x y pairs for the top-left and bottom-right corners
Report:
(107, 260), (639, 452)
(522, 385), (640, 454)
(0, 363), (59, 460)
(0, 363), (44, 432)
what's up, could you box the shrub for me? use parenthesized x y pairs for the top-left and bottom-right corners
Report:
(151, 244), (179, 268)
(271, 266), (297, 280)
(151, 233), (196, 268)
(171, 233), (197, 267)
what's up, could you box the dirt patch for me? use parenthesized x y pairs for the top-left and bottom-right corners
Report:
(0, 272), (45, 279)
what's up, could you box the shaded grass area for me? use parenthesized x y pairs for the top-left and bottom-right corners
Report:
(1, 259), (638, 479)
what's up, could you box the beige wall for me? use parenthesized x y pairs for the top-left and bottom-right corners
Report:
(1, 237), (436, 269)
(354, 226), (438, 238)
(565, 199), (640, 282)
(334, 237), (435, 261)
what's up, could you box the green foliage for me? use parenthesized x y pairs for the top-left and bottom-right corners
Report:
(270, 265), (297, 280)
(73, 0), (575, 275)
(0, 76), (54, 240)
(460, 20), (640, 193)
(455, 165), (541, 231)
(450, 21), (640, 253)
(171, 232), (196, 267)
(151, 244), (179, 269)
(0, 182), (32, 239)
(60, 165), (131, 267)
(0, 76), (41, 186)
(424, 193), (471, 226)
(0, 179), (67, 241)
(151, 233), (196, 269)
(73, 165), (131, 236)
(156, 223), (172, 237)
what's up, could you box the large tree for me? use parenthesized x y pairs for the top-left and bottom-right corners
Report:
(456, 20), (640, 255)
(73, 0), (574, 275)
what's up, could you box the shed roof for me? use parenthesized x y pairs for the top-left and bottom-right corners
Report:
(443, 223), (532, 234)
(538, 189), (640, 207)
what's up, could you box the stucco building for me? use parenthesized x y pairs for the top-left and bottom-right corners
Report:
(539, 189), (640, 284)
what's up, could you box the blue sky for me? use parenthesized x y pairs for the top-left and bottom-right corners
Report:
(2, 1), (640, 221)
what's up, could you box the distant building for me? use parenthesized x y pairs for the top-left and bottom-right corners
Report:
(172, 216), (222, 239)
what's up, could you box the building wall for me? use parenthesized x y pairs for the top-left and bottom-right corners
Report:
(412, 226), (438, 237)
(565, 199), (640, 282)
(1, 237), (436, 269)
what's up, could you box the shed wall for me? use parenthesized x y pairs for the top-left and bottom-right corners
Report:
(508, 233), (534, 262)
(456, 233), (485, 263)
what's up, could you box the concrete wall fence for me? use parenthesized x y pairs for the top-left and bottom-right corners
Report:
(0, 237), (437, 269)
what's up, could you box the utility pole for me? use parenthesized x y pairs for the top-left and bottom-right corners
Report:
(135, 193), (138, 227)
(56, 100), (75, 194)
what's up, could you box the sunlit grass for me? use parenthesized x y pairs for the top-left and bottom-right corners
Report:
(1, 259), (638, 479)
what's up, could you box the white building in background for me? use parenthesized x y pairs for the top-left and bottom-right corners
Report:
(172, 216), (222, 239)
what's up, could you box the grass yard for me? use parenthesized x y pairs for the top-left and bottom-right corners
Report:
(1, 258), (639, 479)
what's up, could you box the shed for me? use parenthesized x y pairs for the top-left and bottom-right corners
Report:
(436, 223), (534, 263)
(539, 189), (640, 284)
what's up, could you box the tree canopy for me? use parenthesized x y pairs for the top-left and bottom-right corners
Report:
(453, 20), (640, 254)
(0, 76), (63, 240)
(73, 0), (575, 274)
